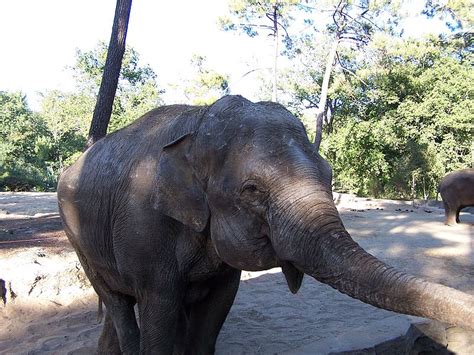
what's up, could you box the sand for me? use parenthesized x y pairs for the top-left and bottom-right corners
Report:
(0, 192), (473, 354)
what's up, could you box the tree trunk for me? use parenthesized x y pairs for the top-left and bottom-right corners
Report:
(272, 5), (279, 103)
(313, 38), (339, 151)
(85, 0), (133, 149)
(422, 176), (428, 200)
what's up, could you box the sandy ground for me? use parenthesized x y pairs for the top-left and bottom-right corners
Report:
(0, 192), (473, 354)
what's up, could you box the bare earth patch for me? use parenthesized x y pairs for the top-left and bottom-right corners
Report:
(0, 192), (473, 354)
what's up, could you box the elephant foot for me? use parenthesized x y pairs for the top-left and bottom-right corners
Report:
(445, 219), (457, 226)
(444, 211), (458, 226)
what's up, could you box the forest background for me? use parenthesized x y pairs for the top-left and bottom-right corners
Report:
(1, 0), (472, 200)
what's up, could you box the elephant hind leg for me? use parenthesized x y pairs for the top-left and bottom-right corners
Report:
(74, 250), (139, 353)
(443, 201), (457, 225)
(98, 311), (121, 354)
(99, 292), (139, 354)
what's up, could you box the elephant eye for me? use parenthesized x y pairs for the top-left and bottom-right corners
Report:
(241, 181), (266, 197)
(240, 181), (268, 212)
(243, 184), (258, 193)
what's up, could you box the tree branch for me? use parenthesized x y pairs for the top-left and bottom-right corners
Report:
(336, 52), (368, 87)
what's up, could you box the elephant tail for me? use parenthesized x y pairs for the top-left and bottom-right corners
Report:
(97, 295), (104, 323)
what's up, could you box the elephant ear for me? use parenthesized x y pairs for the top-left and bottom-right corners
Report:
(153, 134), (209, 232)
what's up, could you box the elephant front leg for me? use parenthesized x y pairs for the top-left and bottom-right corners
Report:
(456, 206), (461, 223)
(138, 294), (182, 354)
(173, 307), (190, 355)
(185, 269), (241, 354)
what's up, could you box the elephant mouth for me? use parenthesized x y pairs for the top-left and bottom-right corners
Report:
(253, 229), (279, 270)
(260, 224), (304, 293)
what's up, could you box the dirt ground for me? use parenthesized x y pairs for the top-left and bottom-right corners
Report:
(0, 192), (473, 354)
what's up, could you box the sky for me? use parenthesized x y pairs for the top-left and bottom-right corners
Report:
(0, 0), (447, 111)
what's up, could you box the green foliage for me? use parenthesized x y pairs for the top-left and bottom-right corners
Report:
(424, 0), (473, 29)
(71, 42), (163, 131)
(321, 36), (473, 199)
(1, 43), (163, 191)
(0, 91), (55, 191)
(72, 42), (158, 92)
(219, 0), (298, 38)
(183, 55), (230, 105)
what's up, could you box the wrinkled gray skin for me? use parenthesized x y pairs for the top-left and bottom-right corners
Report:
(58, 96), (474, 354)
(439, 168), (474, 225)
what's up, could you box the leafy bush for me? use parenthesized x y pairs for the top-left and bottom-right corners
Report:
(0, 43), (164, 191)
(321, 36), (473, 199)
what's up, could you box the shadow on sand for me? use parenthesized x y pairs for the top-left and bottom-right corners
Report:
(0, 214), (69, 251)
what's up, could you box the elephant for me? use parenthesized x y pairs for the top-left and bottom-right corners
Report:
(439, 168), (474, 225)
(57, 95), (474, 354)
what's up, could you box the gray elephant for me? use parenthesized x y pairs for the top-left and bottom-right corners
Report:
(57, 96), (474, 354)
(439, 168), (474, 225)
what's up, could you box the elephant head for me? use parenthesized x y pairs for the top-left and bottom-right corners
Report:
(156, 96), (474, 329)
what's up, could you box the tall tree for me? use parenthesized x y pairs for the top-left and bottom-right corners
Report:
(270, 0), (397, 150)
(86, 0), (133, 149)
(307, 0), (386, 151)
(220, 0), (296, 102)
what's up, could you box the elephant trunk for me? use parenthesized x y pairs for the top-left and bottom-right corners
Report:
(306, 231), (474, 329)
(271, 189), (474, 330)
